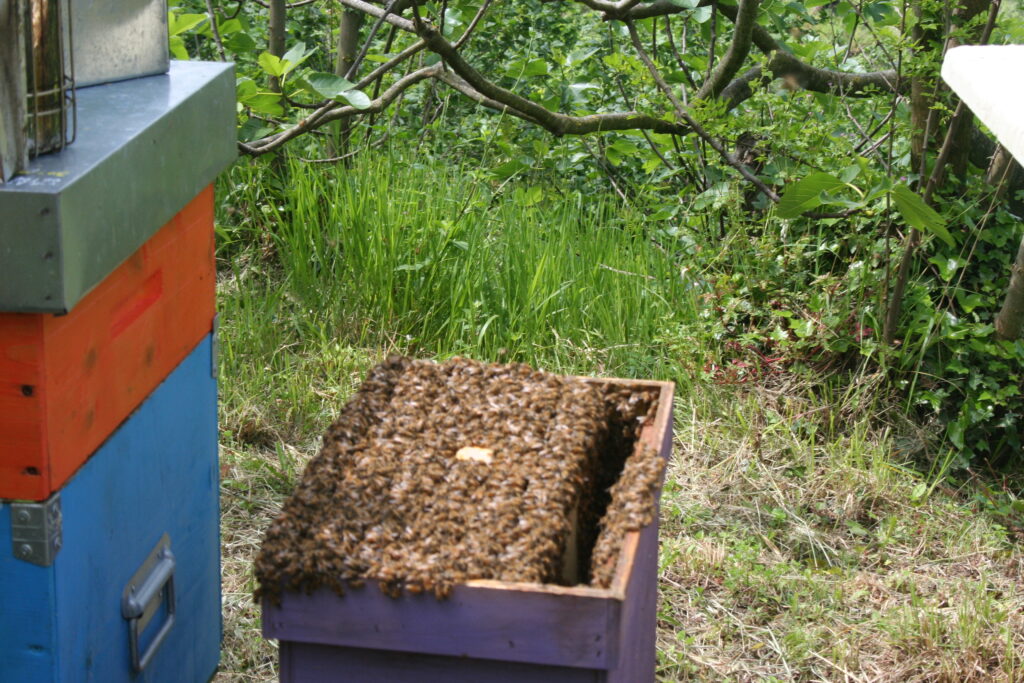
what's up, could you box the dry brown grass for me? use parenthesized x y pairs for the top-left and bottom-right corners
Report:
(655, 376), (1024, 681)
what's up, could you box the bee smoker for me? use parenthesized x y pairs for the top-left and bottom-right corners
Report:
(0, 0), (76, 184)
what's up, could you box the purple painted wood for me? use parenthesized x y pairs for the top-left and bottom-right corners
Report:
(265, 582), (619, 669)
(265, 378), (675, 682)
(607, 394), (674, 682)
(280, 643), (603, 682)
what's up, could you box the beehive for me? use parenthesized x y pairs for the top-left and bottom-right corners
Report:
(260, 358), (675, 682)
(0, 186), (216, 501)
(0, 336), (220, 682)
(0, 60), (233, 681)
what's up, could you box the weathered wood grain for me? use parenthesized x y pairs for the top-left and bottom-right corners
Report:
(280, 642), (604, 682)
(0, 0), (28, 182)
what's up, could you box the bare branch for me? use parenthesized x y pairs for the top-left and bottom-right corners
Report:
(697, 0), (760, 99)
(454, 0), (494, 49)
(345, 0), (403, 80)
(250, 0), (319, 8)
(240, 65), (442, 155)
(418, 21), (686, 135)
(337, 0), (417, 32)
(204, 0), (228, 61)
(719, 50), (902, 110)
(561, 0), (902, 101)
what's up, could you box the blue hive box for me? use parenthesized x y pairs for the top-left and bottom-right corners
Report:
(0, 336), (220, 682)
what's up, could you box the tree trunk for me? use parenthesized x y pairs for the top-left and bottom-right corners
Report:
(946, 0), (992, 182)
(909, 1), (931, 176)
(331, 9), (364, 155)
(996, 237), (1024, 340)
(268, 0), (286, 92)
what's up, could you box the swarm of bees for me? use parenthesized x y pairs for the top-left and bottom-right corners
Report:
(254, 356), (662, 604)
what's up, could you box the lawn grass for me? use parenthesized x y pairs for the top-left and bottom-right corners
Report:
(212, 154), (1024, 682)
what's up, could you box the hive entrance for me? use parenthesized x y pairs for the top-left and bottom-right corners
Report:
(255, 357), (662, 604)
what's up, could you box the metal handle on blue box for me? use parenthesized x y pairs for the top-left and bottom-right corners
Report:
(122, 537), (176, 672)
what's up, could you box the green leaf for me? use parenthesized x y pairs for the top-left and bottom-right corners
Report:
(218, 18), (243, 35)
(305, 72), (357, 100)
(692, 6), (713, 22)
(236, 77), (259, 99)
(890, 184), (953, 248)
(246, 94), (285, 116)
(238, 117), (275, 142)
(282, 42), (313, 71)
(258, 52), (286, 78)
(340, 89), (372, 109)
(169, 35), (189, 60)
(225, 31), (256, 53)
(776, 172), (845, 218)
(505, 59), (549, 78)
(168, 12), (207, 37)
(606, 140), (639, 167)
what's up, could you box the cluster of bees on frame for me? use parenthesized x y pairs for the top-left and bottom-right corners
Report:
(255, 356), (662, 604)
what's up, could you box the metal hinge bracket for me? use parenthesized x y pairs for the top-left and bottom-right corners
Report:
(10, 493), (62, 566)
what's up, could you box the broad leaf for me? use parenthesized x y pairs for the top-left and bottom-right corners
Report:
(258, 52), (286, 78)
(282, 42), (313, 72)
(891, 183), (953, 248)
(168, 12), (207, 37)
(169, 36), (189, 60)
(306, 72), (357, 100)
(339, 89), (372, 110)
(776, 172), (845, 218)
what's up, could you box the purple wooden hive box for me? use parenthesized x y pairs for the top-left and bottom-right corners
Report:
(262, 377), (675, 682)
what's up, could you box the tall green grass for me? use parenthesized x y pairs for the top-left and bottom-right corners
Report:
(217, 153), (700, 441)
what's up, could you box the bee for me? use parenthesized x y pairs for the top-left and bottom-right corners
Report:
(254, 355), (663, 603)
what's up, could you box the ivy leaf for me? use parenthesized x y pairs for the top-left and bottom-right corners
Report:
(776, 172), (845, 218)
(891, 183), (953, 248)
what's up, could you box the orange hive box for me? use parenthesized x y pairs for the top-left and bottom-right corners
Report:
(0, 186), (216, 501)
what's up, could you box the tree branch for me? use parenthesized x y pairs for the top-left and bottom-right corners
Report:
(624, 19), (780, 202)
(240, 65), (442, 155)
(417, 20), (686, 135)
(719, 51), (902, 109)
(697, 0), (759, 99)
